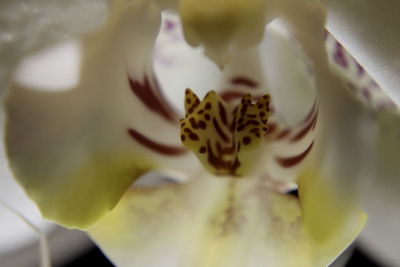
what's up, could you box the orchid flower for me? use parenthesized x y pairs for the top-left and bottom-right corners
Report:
(1, 0), (400, 266)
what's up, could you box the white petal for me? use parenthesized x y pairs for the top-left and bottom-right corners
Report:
(359, 111), (400, 267)
(0, 0), (107, 94)
(323, 0), (400, 105)
(4, 0), (196, 229)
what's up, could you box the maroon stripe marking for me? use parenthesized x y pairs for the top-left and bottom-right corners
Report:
(301, 102), (317, 123)
(127, 128), (186, 156)
(275, 129), (291, 140)
(212, 118), (229, 143)
(276, 142), (314, 168)
(231, 76), (258, 88)
(221, 91), (245, 102)
(265, 123), (277, 135)
(129, 76), (177, 123)
(290, 111), (318, 142)
(220, 91), (264, 103)
(218, 102), (228, 126)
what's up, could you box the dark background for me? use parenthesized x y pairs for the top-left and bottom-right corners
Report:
(62, 245), (384, 267)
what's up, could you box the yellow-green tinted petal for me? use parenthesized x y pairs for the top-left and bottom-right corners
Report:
(4, 0), (194, 229)
(90, 173), (364, 266)
(179, 0), (270, 65)
(298, 170), (367, 265)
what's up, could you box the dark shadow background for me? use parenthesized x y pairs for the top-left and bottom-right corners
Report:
(61, 244), (384, 267)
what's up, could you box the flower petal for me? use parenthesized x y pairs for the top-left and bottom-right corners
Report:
(178, 0), (271, 66)
(298, 170), (367, 265)
(90, 172), (365, 267)
(4, 0), (195, 229)
(359, 110), (400, 267)
(323, 0), (400, 104)
(0, 0), (108, 94)
(154, 12), (220, 112)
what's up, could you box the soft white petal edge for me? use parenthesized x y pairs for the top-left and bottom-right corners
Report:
(322, 0), (400, 105)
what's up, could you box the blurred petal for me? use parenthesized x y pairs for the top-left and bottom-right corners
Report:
(323, 0), (400, 105)
(90, 172), (365, 267)
(179, 0), (271, 65)
(359, 110), (400, 267)
(153, 12), (220, 112)
(0, 0), (108, 94)
(298, 170), (367, 265)
(4, 0), (195, 229)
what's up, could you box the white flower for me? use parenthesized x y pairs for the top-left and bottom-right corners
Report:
(1, 0), (400, 266)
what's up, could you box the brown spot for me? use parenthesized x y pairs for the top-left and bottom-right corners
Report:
(246, 120), (259, 126)
(189, 132), (200, 141)
(199, 120), (207, 129)
(199, 146), (207, 153)
(181, 134), (186, 141)
(236, 125), (245, 132)
(259, 112), (266, 117)
(197, 109), (204, 114)
(242, 136), (251, 145)
(205, 102), (212, 110)
(204, 114), (211, 120)
(186, 98), (192, 104)
(189, 117), (199, 129)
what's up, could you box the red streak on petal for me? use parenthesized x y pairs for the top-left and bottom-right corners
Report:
(231, 76), (258, 88)
(220, 91), (264, 103)
(127, 128), (187, 156)
(301, 101), (317, 123)
(220, 91), (245, 102)
(290, 111), (318, 142)
(275, 129), (291, 140)
(128, 76), (177, 123)
(265, 123), (277, 135)
(276, 142), (314, 168)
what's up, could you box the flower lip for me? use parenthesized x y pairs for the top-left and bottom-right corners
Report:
(180, 89), (270, 176)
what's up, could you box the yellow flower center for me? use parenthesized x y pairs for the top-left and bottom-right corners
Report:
(180, 89), (270, 176)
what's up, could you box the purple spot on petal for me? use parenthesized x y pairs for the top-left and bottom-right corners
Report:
(361, 88), (371, 101)
(165, 19), (175, 32)
(334, 42), (348, 68)
(354, 59), (365, 76)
